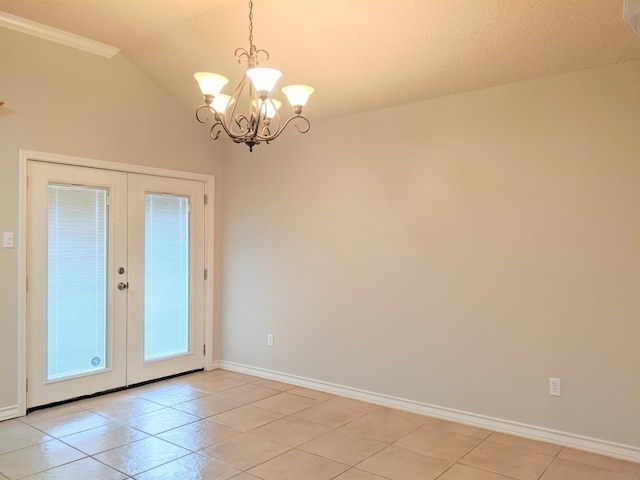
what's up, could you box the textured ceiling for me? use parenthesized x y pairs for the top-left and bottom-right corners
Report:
(1, 0), (640, 120)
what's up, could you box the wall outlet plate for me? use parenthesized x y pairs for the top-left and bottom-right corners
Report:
(549, 377), (561, 396)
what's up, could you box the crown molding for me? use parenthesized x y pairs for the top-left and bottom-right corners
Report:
(0, 11), (120, 58)
(625, 0), (640, 37)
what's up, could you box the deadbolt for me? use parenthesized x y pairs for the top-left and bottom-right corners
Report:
(118, 267), (125, 274)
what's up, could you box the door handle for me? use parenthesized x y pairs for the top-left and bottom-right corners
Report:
(117, 282), (129, 290)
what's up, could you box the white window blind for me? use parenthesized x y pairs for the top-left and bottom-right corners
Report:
(144, 193), (190, 361)
(47, 184), (108, 380)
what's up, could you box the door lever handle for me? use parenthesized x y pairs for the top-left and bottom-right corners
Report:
(117, 282), (129, 290)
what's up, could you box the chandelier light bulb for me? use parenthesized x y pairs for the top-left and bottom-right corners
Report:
(194, 72), (229, 97)
(246, 67), (282, 94)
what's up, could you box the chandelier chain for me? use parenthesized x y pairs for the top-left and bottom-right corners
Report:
(248, 0), (254, 51)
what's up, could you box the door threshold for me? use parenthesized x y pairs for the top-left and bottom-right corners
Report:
(26, 368), (204, 414)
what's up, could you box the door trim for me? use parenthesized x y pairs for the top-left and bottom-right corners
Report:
(17, 149), (216, 416)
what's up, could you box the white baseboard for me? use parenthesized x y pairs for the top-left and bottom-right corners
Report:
(0, 405), (21, 422)
(211, 360), (223, 370)
(218, 361), (640, 464)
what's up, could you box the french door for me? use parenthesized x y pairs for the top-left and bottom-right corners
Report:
(27, 161), (205, 408)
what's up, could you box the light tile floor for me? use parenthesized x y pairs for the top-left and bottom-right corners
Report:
(0, 369), (639, 479)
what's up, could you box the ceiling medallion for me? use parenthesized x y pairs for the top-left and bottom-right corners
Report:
(194, 0), (313, 152)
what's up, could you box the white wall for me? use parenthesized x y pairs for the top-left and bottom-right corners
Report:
(221, 60), (640, 449)
(0, 28), (222, 411)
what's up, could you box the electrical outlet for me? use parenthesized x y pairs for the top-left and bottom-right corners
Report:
(267, 333), (274, 347)
(549, 377), (561, 396)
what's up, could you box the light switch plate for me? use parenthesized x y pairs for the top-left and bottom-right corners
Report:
(3, 232), (14, 248)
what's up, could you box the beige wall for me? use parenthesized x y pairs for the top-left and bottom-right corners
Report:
(0, 29), (222, 410)
(221, 60), (640, 447)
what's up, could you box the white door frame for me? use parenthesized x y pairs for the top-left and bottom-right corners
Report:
(17, 149), (216, 416)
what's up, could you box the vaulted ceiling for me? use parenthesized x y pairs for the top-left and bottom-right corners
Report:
(2, 0), (640, 120)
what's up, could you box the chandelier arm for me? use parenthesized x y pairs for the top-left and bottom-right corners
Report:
(195, 104), (215, 124)
(290, 116), (311, 134)
(226, 79), (245, 125)
(216, 114), (244, 140)
(223, 75), (257, 139)
(209, 122), (224, 141)
(254, 98), (279, 138)
(234, 114), (248, 130)
(216, 113), (259, 143)
(255, 114), (311, 142)
(233, 113), (256, 138)
(258, 123), (271, 138)
(197, 104), (255, 144)
(268, 98), (282, 132)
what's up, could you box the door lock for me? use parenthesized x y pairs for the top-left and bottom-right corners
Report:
(117, 282), (129, 290)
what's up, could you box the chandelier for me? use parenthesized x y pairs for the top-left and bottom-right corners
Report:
(194, 0), (314, 152)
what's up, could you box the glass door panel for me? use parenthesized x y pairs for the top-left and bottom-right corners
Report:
(144, 193), (190, 361)
(47, 185), (109, 380)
